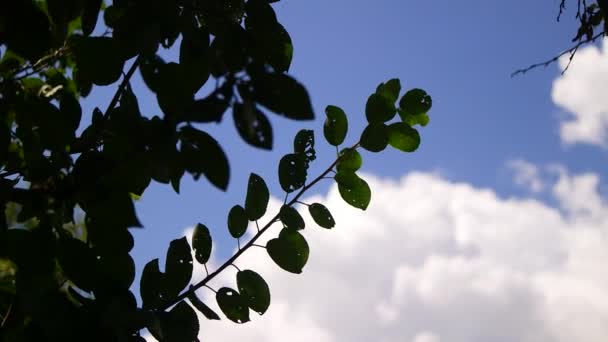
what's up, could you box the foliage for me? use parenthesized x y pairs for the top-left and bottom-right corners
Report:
(0, 0), (432, 341)
(514, 0), (608, 75)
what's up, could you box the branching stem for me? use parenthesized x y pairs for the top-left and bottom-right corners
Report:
(160, 142), (359, 311)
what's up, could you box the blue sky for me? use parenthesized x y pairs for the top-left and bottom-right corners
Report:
(82, 0), (602, 265)
(82, 1), (608, 341)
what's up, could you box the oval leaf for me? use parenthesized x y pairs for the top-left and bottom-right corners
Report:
(365, 93), (396, 123)
(387, 123), (421, 152)
(399, 88), (432, 116)
(192, 223), (212, 264)
(278, 153), (307, 193)
(336, 148), (362, 172)
(180, 127), (230, 191)
(376, 78), (401, 102)
(334, 172), (371, 210)
(233, 102), (273, 150)
(279, 205), (305, 230)
(266, 229), (309, 274)
(252, 70), (314, 120)
(245, 173), (270, 220)
(216, 287), (250, 324)
(228, 205), (249, 238)
(140, 259), (165, 310)
(237, 270), (271, 315)
(308, 203), (335, 229)
(164, 237), (193, 297)
(360, 123), (388, 152)
(323, 105), (348, 146)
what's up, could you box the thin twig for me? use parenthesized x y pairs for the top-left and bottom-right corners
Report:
(511, 31), (604, 77)
(104, 57), (141, 117)
(1, 302), (12, 328)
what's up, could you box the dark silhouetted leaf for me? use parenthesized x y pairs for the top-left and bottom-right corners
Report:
(360, 123), (388, 152)
(237, 270), (271, 315)
(160, 301), (199, 342)
(387, 123), (420, 152)
(279, 205), (304, 230)
(180, 126), (230, 191)
(164, 237), (193, 297)
(82, 0), (103, 36)
(233, 102), (273, 150)
(334, 171), (371, 210)
(73, 36), (125, 85)
(251, 70), (314, 120)
(57, 237), (96, 291)
(323, 105), (348, 146)
(188, 292), (220, 320)
(293, 129), (315, 166)
(228, 205), (249, 238)
(366, 93), (396, 123)
(216, 287), (250, 323)
(192, 223), (212, 264)
(140, 259), (165, 310)
(278, 153), (307, 193)
(245, 173), (269, 220)
(309, 203), (335, 229)
(266, 229), (309, 274)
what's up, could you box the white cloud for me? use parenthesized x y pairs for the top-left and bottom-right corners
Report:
(146, 169), (608, 342)
(508, 159), (544, 192)
(552, 38), (608, 146)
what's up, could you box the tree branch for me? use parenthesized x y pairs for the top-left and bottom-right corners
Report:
(160, 142), (359, 311)
(511, 31), (604, 77)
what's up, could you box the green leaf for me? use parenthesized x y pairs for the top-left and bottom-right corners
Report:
(365, 93), (396, 123)
(279, 205), (305, 230)
(323, 105), (348, 146)
(164, 237), (193, 297)
(376, 79), (401, 102)
(251, 70), (314, 120)
(336, 148), (362, 172)
(293, 129), (315, 166)
(82, 0), (103, 36)
(360, 123), (388, 152)
(228, 205), (249, 238)
(159, 301), (199, 342)
(266, 229), (309, 274)
(192, 223), (212, 264)
(334, 172), (371, 210)
(237, 270), (271, 315)
(278, 153), (307, 193)
(399, 88), (432, 116)
(216, 287), (250, 323)
(233, 102), (273, 150)
(309, 203), (335, 229)
(387, 123), (421, 152)
(399, 110), (430, 127)
(188, 292), (220, 320)
(245, 173), (270, 220)
(180, 127), (230, 191)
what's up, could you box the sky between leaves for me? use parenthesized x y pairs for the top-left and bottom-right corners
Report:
(78, 0), (608, 341)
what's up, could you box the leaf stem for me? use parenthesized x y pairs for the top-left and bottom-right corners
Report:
(160, 142), (358, 311)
